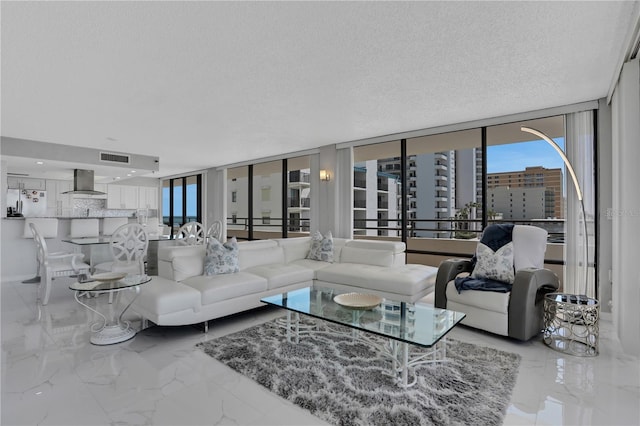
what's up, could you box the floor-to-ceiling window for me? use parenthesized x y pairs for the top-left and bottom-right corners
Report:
(227, 166), (249, 240)
(348, 112), (595, 292)
(161, 174), (202, 236)
(225, 157), (314, 241)
(352, 140), (401, 238)
(486, 116), (567, 284)
(287, 155), (312, 236)
(253, 160), (282, 240)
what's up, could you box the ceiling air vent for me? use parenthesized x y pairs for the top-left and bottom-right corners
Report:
(100, 151), (130, 164)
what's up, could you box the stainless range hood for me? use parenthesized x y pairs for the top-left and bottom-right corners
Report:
(62, 169), (106, 195)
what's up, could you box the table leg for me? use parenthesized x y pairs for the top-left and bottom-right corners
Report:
(75, 287), (141, 345)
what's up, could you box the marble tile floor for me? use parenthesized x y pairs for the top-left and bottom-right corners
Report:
(1, 278), (639, 426)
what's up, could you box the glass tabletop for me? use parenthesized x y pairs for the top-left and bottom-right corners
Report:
(545, 292), (599, 306)
(69, 274), (152, 292)
(261, 286), (466, 348)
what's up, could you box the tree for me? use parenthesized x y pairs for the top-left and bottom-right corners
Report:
(452, 201), (481, 239)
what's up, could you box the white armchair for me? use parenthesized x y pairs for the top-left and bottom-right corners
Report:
(435, 224), (559, 341)
(30, 222), (90, 305)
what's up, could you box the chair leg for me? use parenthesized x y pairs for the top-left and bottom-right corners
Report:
(40, 272), (53, 306)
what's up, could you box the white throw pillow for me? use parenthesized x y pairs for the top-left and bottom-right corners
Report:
(471, 242), (515, 284)
(204, 237), (239, 275)
(306, 231), (334, 262)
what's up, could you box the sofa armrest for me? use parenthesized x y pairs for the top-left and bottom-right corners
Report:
(508, 268), (559, 341)
(435, 259), (473, 309)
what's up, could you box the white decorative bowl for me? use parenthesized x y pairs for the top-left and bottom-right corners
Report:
(333, 293), (382, 310)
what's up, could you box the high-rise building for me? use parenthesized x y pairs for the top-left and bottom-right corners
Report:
(354, 160), (400, 237)
(487, 166), (563, 218)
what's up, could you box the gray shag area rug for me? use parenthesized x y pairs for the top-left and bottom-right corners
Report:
(197, 318), (520, 426)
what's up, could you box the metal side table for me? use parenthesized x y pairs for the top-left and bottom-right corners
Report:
(70, 274), (151, 345)
(543, 292), (599, 356)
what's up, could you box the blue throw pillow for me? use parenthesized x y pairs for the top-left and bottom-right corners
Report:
(204, 237), (239, 275)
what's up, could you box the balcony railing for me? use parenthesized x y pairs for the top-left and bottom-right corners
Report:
(288, 197), (310, 208)
(354, 179), (367, 188)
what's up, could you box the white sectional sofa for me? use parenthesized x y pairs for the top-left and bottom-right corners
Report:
(131, 237), (437, 328)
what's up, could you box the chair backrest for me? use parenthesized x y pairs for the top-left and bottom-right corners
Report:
(175, 221), (205, 245)
(70, 218), (100, 238)
(512, 225), (548, 270)
(102, 217), (129, 236)
(207, 220), (223, 242)
(110, 223), (149, 269)
(29, 222), (48, 265)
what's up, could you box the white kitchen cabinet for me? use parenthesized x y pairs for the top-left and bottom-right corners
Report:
(45, 180), (72, 215)
(8, 177), (46, 190)
(107, 185), (138, 209)
(138, 186), (158, 210)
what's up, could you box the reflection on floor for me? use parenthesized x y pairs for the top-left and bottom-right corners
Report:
(2, 277), (639, 425)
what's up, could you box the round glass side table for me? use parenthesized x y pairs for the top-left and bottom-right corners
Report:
(70, 274), (152, 345)
(543, 292), (599, 357)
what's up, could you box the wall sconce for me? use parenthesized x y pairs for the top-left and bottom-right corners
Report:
(320, 169), (331, 182)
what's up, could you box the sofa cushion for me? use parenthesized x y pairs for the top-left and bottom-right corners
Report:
(135, 276), (201, 315)
(446, 280), (510, 314)
(237, 241), (285, 270)
(173, 256), (205, 282)
(182, 272), (268, 305)
(339, 246), (393, 267)
(344, 239), (406, 254)
(290, 258), (333, 276)
(316, 263), (437, 297)
(204, 237), (239, 275)
(307, 231), (334, 262)
(275, 237), (312, 263)
(245, 263), (314, 290)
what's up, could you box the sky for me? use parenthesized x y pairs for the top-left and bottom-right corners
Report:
(487, 137), (566, 173)
(162, 185), (198, 217)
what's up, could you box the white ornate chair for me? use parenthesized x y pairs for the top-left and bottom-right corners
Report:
(175, 221), (205, 245)
(30, 222), (90, 306)
(206, 220), (223, 242)
(94, 223), (149, 275)
(435, 224), (559, 341)
(23, 218), (60, 283)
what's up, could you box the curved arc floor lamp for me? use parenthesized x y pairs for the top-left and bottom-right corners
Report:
(520, 126), (590, 297)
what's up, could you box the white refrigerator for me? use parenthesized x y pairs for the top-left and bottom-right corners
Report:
(6, 189), (48, 217)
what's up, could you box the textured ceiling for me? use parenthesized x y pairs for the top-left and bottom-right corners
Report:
(1, 1), (638, 179)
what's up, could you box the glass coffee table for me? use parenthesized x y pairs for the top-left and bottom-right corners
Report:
(70, 274), (151, 345)
(261, 286), (466, 388)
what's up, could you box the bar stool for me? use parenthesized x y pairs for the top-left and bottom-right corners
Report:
(23, 218), (60, 284)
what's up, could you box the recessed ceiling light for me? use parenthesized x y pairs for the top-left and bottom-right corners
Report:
(130, 170), (136, 173)
(127, 174), (132, 177)
(35, 161), (44, 165)
(115, 177), (121, 180)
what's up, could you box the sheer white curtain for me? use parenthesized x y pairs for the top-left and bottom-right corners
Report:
(565, 111), (596, 297)
(611, 58), (640, 355)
